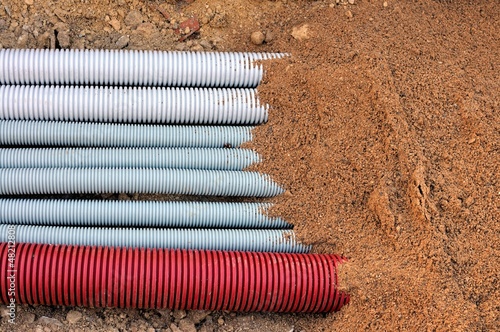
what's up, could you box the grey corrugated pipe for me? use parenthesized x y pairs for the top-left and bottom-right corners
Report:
(0, 199), (290, 229)
(0, 148), (260, 170)
(0, 168), (284, 197)
(0, 49), (285, 87)
(0, 120), (253, 148)
(0, 85), (268, 124)
(0, 225), (309, 253)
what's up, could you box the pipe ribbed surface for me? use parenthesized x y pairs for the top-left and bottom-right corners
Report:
(0, 148), (260, 170)
(0, 226), (307, 252)
(0, 168), (283, 197)
(0, 85), (268, 124)
(0, 120), (253, 148)
(0, 49), (284, 87)
(0, 243), (349, 312)
(0, 199), (290, 229)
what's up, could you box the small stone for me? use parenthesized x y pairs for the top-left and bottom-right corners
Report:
(156, 309), (171, 317)
(115, 35), (129, 48)
(147, 328), (155, 332)
(188, 310), (211, 324)
(56, 30), (71, 48)
(118, 193), (130, 200)
(25, 312), (36, 323)
(109, 19), (121, 31)
(172, 310), (187, 321)
(250, 31), (265, 45)
(25, 0), (34, 5)
(136, 23), (156, 37)
(66, 310), (83, 324)
(38, 316), (63, 327)
(383, 1), (388, 7)
(170, 324), (182, 332)
(265, 31), (274, 43)
(291, 24), (310, 41)
(191, 44), (204, 52)
(17, 33), (30, 47)
(0, 307), (10, 318)
(345, 10), (353, 18)
(178, 318), (197, 332)
(348, 0), (355, 4)
(217, 317), (224, 325)
(124, 10), (143, 29)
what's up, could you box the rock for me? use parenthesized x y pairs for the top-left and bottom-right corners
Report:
(188, 310), (211, 324)
(291, 24), (310, 41)
(250, 31), (265, 45)
(109, 19), (121, 31)
(265, 31), (274, 43)
(115, 35), (129, 48)
(124, 10), (143, 29)
(25, 312), (36, 323)
(156, 309), (171, 317)
(17, 33), (29, 47)
(0, 307), (10, 318)
(191, 44), (204, 52)
(170, 324), (182, 332)
(172, 310), (187, 321)
(147, 328), (155, 332)
(56, 29), (71, 48)
(118, 193), (130, 200)
(38, 316), (63, 327)
(179, 18), (200, 34)
(217, 317), (224, 325)
(25, 0), (34, 5)
(136, 23), (156, 37)
(178, 318), (197, 332)
(66, 310), (83, 324)
(348, 0), (355, 4)
(383, 1), (388, 7)
(345, 10), (353, 18)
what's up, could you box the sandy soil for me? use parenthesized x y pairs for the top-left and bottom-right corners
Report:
(0, 0), (499, 331)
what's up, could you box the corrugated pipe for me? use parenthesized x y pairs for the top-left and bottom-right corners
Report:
(0, 243), (350, 312)
(0, 168), (283, 196)
(0, 199), (290, 229)
(0, 85), (268, 124)
(0, 226), (307, 252)
(0, 49), (284, 87)
(0, 148), (260, 170)
(0, 120), (253, 148)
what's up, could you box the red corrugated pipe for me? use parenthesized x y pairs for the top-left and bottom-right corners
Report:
(0, 242), (350, 313)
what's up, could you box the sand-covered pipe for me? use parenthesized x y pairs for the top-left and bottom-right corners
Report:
(0, 85), (268, 124)
(0, 120), (253, 148)
(0, 242), (349, 312)
(0, 49), (284, 87)
(0, 226), (306, 252)
(0, 199), (290, 229)
(0, 168), (284, 197)
(0, 148), (260, 170)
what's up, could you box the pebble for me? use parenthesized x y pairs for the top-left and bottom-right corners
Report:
(25, 312), (36, 323)
(56, 29), (71, 48)
(156, 309), (171, 317)
(25, 0), (34, 5)
(124, 10), (143, 28)
(345, 10), (353, 18)
(291, 24), (310, 41)
(116, 35), (129, 48)
(172, 310), (187, 321)
(109, 18), (121, 31)
(170, 324), (182, 332)
(383, 1), (388, 7)
(217, 317), (225, 325)
(38, 316), (63, 327)
(348, 0), (355, 4)
(250, 31), (265, 45)
(66, 310), (83, 324)
(178, 318), (197, 332)
(265, 31), (274, 43)
(136, 23), (156, 37)
(188, 310), (211, 324)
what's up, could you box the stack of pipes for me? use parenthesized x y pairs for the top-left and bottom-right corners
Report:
(0, 49), (349, 313)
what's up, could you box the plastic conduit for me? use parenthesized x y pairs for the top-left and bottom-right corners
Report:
(0, 242), (350, 312)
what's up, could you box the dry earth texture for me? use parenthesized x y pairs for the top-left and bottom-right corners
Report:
(0, 0), (498, 331)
